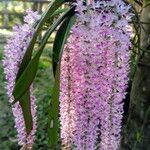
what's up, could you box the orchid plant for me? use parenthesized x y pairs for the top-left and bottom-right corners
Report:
(3, 0), (132, 149)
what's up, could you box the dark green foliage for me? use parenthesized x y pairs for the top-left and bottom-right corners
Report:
(52, 11), (76, 76)
(48, 63), (60, 148)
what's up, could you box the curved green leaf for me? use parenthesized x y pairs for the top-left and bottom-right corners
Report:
(12, 7), (75, 103)
(16, 0), (67, 81)
(52, 13), (77, 76)
(19, 90), (32, 135)
(48, 63), (60, 148)
(48, 14), (76, 148)
(51, 8), (69, 18)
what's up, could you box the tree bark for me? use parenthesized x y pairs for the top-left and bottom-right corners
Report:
(123, 1), (150, 150)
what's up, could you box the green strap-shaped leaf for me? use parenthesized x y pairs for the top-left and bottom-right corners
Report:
(48, 63), (60, 148)
(48, 14), (76, 148)
(51, 8), (69, 17)
(16, 0), (67, 81)
(19, 90), (32, 135)
(52, 14), (77, 76)
(12, 7), (75, 103)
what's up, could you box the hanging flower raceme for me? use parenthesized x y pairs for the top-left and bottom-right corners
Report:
(3, 9), (40, 149)
(60, 0), (132, 150)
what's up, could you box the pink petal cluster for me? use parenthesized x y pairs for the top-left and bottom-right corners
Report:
(60, 0), (132, 150)
(3, 9), (40, 149)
